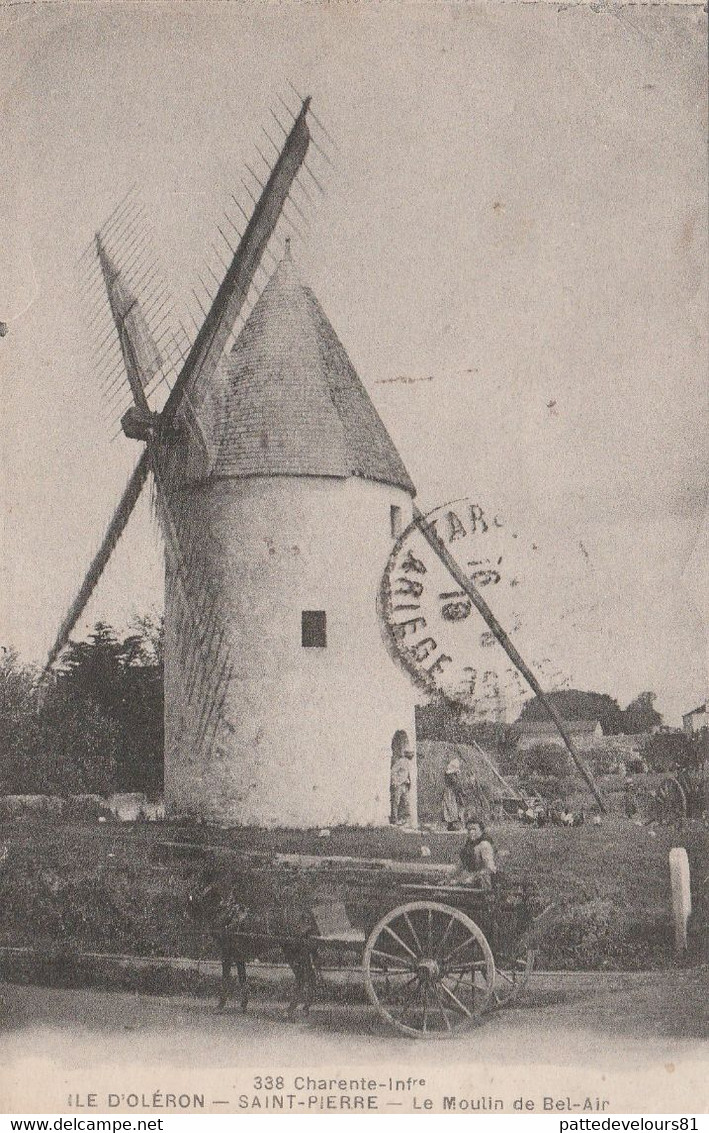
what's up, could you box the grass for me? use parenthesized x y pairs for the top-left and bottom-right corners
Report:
(0, 816), (706, 973)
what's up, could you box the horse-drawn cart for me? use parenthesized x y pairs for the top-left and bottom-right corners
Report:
(185, 848), (540, 1039)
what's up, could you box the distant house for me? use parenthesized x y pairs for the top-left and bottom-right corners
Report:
(682, 703), (707, 735)
(515, 718), (603, 752)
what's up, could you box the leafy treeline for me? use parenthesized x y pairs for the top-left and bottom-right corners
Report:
(516, 689), (663, 735)
(0, 617), (163, 797)
(418, 689), (664, 747)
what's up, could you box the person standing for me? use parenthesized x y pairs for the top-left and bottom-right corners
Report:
(442, 756), (465, 830)
(390, 731), (414, 825)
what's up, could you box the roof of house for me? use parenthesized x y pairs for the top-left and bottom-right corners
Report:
(683, 703), (707, 718)
(516, 719), (602, 738)
(212, 253), (416, 494)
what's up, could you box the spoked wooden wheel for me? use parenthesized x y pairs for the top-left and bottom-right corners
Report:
(491, 948), (536, 1008)
(363, 901), (495, 1038)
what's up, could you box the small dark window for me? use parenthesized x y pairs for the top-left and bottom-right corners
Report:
(302, 610), (327, 648)
(390, 504), (403, 538)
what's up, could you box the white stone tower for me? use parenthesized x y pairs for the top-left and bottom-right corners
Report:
(164, 251), (418, 827)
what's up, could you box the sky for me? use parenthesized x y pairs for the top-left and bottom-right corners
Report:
(0, 0), (707, 723)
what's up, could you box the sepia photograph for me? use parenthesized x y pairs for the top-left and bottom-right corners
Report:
(1, 0), (707, 1117)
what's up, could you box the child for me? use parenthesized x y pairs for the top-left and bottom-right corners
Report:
(451, 814), (497, 890)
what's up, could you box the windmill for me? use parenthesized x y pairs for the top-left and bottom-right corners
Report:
(44, 92), (425, 828)
(44, 92), (602, 825)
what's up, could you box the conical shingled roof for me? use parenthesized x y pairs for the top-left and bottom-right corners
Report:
(213, 254), (416, 495)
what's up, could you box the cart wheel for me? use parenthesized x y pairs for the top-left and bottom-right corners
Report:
(491, 948), (536, 1008)
(363, 901), (495, 1038)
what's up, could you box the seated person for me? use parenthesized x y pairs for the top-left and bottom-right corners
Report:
(450, 816), (497, 890)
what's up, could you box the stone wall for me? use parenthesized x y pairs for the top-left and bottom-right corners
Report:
(0, 794), (165, 822)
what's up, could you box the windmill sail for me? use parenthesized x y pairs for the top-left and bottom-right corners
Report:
(95, 235), (163, 404)
(161, 97), (312, 478)
(44, 95), (316, 768)
(148, 456), (233, 756)
(43, 451), (150, 673)
(411, 505), (605, 810)
(94, 228), (233, 754)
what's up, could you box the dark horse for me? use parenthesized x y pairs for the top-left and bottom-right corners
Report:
(187, 868), (318, 1019)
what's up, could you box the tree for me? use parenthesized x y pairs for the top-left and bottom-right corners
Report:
(519, 743), (574, 801)
(58, 618), (164, 794)
(35, 687), (120, 794)
(59, 622), (125, 716)
(621, 692), (662, 735)
(0, 616), (164, 798)
(516, 690), (625, 734)
(0, 649), (120, 794)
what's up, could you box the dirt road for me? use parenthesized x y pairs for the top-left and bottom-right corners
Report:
(1, 972), (707, 1113)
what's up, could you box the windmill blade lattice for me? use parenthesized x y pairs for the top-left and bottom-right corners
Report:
(91, 218), (237, 763)
(79, 191), (189, 438)
(44, 95), (322, 770)
(161, 97), (313, 466)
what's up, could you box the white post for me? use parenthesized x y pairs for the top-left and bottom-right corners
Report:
(669, 847), (692, 954)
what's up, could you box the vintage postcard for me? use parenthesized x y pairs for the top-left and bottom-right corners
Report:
(1, 0), (707, 1117)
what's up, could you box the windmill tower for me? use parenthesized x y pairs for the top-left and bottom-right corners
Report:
(165, 247), (417, 826)
(46, 98), (419, 828)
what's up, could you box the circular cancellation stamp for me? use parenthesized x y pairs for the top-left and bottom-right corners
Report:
(380, 498), (599, 718)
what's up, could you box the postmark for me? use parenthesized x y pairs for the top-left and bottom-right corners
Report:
(380, 498), (599, 719)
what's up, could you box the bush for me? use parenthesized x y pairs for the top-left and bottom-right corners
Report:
(643, 733), (695, 773)
(536, 899), (672, 970)
(587, 745), (622, 776)
(522, 744), (569, 778)
(521, 745), (573, 799)
(0, 848), (204, 961)
(525, 772), (577, 802)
